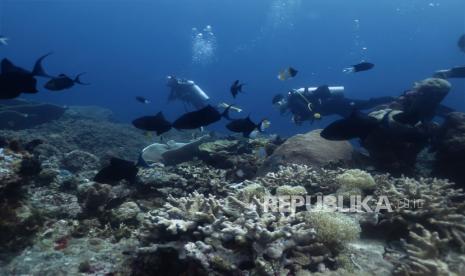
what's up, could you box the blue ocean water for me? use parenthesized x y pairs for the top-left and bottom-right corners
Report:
(1, 0), (464, 136)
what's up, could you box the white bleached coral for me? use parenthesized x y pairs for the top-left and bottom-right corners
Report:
(137, 188), (362, 275)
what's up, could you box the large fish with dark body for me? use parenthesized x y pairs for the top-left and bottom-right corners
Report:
(343, 62), (374, 73)
(94, 157), (139, 184)
(132, 112), (172, 135)
(321, 110), (430, 143)
(458, 34), (465, 53)
(0, 53), (51, 99)
(172, 105), (230, 130)
(226, 116), (267, 137)
(44, 73), (88, 91)
(320, 110), (380, 140)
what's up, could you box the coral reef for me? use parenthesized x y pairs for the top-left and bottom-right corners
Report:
(388, 224), (451, 276)
(137, 161), (230, 197)
(0, 99), (66, 130)
(1, 103), (464, 275)
(373, 174), (465, 252)
(433, 112), (465, 186)
(137, 191), (360, 275)
(0, 106), (148, 161)
(335, 169), (376, 197)
(255, 163), (342, 195)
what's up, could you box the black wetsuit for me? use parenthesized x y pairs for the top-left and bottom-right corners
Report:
(286, 90), (394, 124)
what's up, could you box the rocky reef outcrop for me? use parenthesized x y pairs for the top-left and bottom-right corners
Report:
(260, 129), (354, 174)
(0, 105), (147, 161)
(0, 99), (66, 130)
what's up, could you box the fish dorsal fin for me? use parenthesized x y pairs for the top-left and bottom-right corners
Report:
(1, 59), (15, 73)
(155, 111), (166, 121)
(110, 157), (134, 167)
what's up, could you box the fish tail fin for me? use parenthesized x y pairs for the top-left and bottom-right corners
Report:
(222, 104), (233, 120)
(343, 67), (355, 74)
(75, 73), (90, 85)
(32, 52), (53, 78)
(0, 37), (9, 45)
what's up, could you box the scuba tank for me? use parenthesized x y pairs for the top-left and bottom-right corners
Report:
(295, 86), (345, 98)
(185, 80), (210, 102)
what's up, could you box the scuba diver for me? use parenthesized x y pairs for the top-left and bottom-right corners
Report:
(272, 85), (395, 125)
(166, 75), (210, 109)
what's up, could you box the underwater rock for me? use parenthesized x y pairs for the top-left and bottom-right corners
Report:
(28, 186), (82, 219)
(0, 149), (36, 199)
(197, 139), (240, 168)
(110, 201), (141, 226)
(3, 219), (137, 275)
(433, 112), (465, 186)
(0, 109), (148, 161)
(259, 129), (353, 174)
(61, 150), (100, 173)
(64, 105), (114, 121)
(0, 99), (66, 130)
(0, 203), (43, 257)
(77, 182), (114, 215)
(362, 109), (431, 176)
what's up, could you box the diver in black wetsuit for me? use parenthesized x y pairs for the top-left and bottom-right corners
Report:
(272, 85), (394, 125)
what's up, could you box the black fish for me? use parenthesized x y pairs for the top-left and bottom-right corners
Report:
(173, 105), (231, 130)
(44, 73), (88, 91)
(0, 53), (52, 99)
(136, 96), (150, 104)
(288, 67), (298, 77)
(344, 62), (374, 73)
(226, 116), (267, 137)
(320, 110), (380, 140)
(458, 34), (465, 53)
(132, 111), (172, 135)
(230, 80), (244, 98)
(272, 94), (284, 105)
(94, 157), (139, 184)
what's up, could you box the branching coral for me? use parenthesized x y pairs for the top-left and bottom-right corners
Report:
(137, 187), (361, 275)
(374, 174), (465, 252)
(388, 224), (451, 276)
(255, 164), (342, 195)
